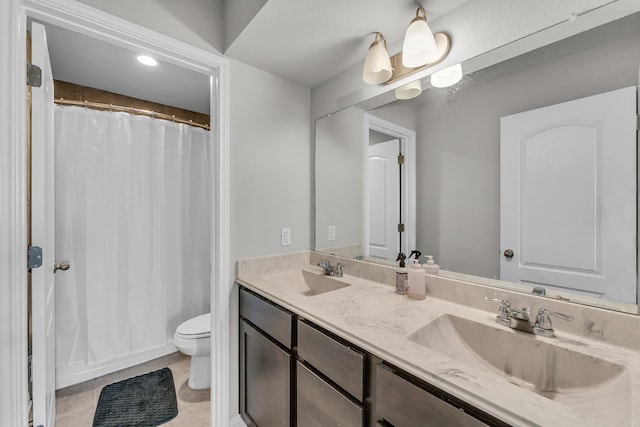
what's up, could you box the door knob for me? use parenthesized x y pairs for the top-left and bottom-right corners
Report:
(503, 249), (514, 258)
(54, 262), (70, 273)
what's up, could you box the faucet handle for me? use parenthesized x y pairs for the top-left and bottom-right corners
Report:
(534, 308), (574, 337)
(483, 297), (511, 324)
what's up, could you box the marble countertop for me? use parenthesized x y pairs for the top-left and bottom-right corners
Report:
(237, 262), (640, 427)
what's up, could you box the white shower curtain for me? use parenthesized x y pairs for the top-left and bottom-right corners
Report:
(54, 106), (211, 383)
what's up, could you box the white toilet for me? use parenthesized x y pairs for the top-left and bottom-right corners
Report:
(173, 313), (211, 390)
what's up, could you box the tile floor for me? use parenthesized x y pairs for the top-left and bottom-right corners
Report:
(55, 352), (211, 426)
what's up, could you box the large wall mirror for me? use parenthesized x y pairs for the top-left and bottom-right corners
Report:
(315, 12), (640, 314)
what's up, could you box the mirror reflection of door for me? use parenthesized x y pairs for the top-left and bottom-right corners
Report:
(500, 86), (637, 303)
(368, 136), (400, 260)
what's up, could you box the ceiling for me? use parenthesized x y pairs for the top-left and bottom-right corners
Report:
(39, 0), (623, 113)
(225, 0), (469, 87)
(41, 22), (211, 114)
(37, 1), (468, 114)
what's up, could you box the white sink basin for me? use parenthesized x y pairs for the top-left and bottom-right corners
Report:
(408, 314), (631, 423)
(262, 269), (350, 296)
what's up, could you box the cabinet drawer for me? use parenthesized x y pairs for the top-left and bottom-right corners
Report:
(297, 319), (365, 401)
(240, 287), (292, 348)
(375, 363), (488, 427)
(297, 362), (364, 427)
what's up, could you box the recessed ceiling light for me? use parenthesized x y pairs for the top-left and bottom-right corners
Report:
(136, 55), (159, 67)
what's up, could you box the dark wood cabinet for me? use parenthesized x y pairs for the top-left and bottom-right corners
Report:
(238, 285), (509, 427)
(239, 288), (293, 427)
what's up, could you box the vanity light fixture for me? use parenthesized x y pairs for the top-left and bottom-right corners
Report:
(402, 7), (438, 68)
(136, 54), (159, 67)
(430, 63), (463, 88)
(362, 8), (450, 85)
(363, 32), (393, 84)
(395, 79), (422, 100)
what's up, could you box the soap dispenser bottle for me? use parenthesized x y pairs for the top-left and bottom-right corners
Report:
(423, 255), (439, 275)
(407, 259), (426, 300)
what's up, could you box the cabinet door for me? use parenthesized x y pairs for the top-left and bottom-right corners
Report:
(375, 363), (489, 427)
(297, 362), (364, 427)
(240, 320), (291, 427)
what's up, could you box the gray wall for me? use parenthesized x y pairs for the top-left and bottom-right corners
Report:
(315, 107), (364, 251)
(416, 19), (640, 278)
(228, 58), (311, 415)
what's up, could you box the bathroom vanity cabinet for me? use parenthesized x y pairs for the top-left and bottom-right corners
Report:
(239, 288), (293, 427)
(296, 319), (366, 426)
(238, 286), (508, 427)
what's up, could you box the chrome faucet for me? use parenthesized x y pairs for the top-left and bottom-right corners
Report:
(317, 260), (344, 277)
(484, 297), (573, 338)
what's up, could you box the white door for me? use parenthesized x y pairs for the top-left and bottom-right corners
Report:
(501, 86), (637, 303)
(31, 22), (57, 427)
(368, 139), (400, 260)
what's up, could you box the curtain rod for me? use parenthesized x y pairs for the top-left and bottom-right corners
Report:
(54, 98), (211, 130)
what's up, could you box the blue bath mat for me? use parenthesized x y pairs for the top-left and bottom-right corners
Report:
(93, 367), (178, 427)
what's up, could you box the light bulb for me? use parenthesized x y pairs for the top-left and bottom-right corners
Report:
(363, 33), (392, 84)
(402, 8), (438, 68)
(136, 55), (159, 67)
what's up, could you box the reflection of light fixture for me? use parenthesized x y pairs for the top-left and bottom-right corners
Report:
(136, 55), (159, 67)
(430, 63), (463, 88)
(362, 32), (393, 84)
(395, 79), (422, 100)
(402, 7), (438, 68)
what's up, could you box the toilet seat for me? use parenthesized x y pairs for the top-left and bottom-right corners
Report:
(176, 313), (211, 339)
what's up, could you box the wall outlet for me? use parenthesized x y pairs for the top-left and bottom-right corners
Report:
(328, 225), (336, 241)
(281, 227), (291, 246)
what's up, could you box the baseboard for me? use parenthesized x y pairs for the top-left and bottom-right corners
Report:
(55, 343), (178, 389)
(230, 414), (247, 427)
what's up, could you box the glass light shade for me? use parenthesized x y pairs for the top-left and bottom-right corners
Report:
(402, 15), (438, 68)
(363, 40), (392, 84)
(395, 79), (422, 100)
(431, 63), (463, 88)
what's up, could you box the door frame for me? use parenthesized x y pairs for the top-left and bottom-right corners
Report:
(363, 114), (416, 260)
(0, 1), (230, 426)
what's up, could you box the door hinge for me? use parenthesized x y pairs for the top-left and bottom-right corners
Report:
(397, 223), (405, 232)
(397, 154), (405, 165)
(27, 63), (42, 87)
(28, 246), (43, 269)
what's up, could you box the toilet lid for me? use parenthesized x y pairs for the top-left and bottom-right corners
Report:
(176, 313), (211, 338)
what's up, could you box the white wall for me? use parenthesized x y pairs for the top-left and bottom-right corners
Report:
(416, 16), (640, 278)
(368, 101), (418, 132)
(228, 58), (311, 416)
(76, 0), (225, 54)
